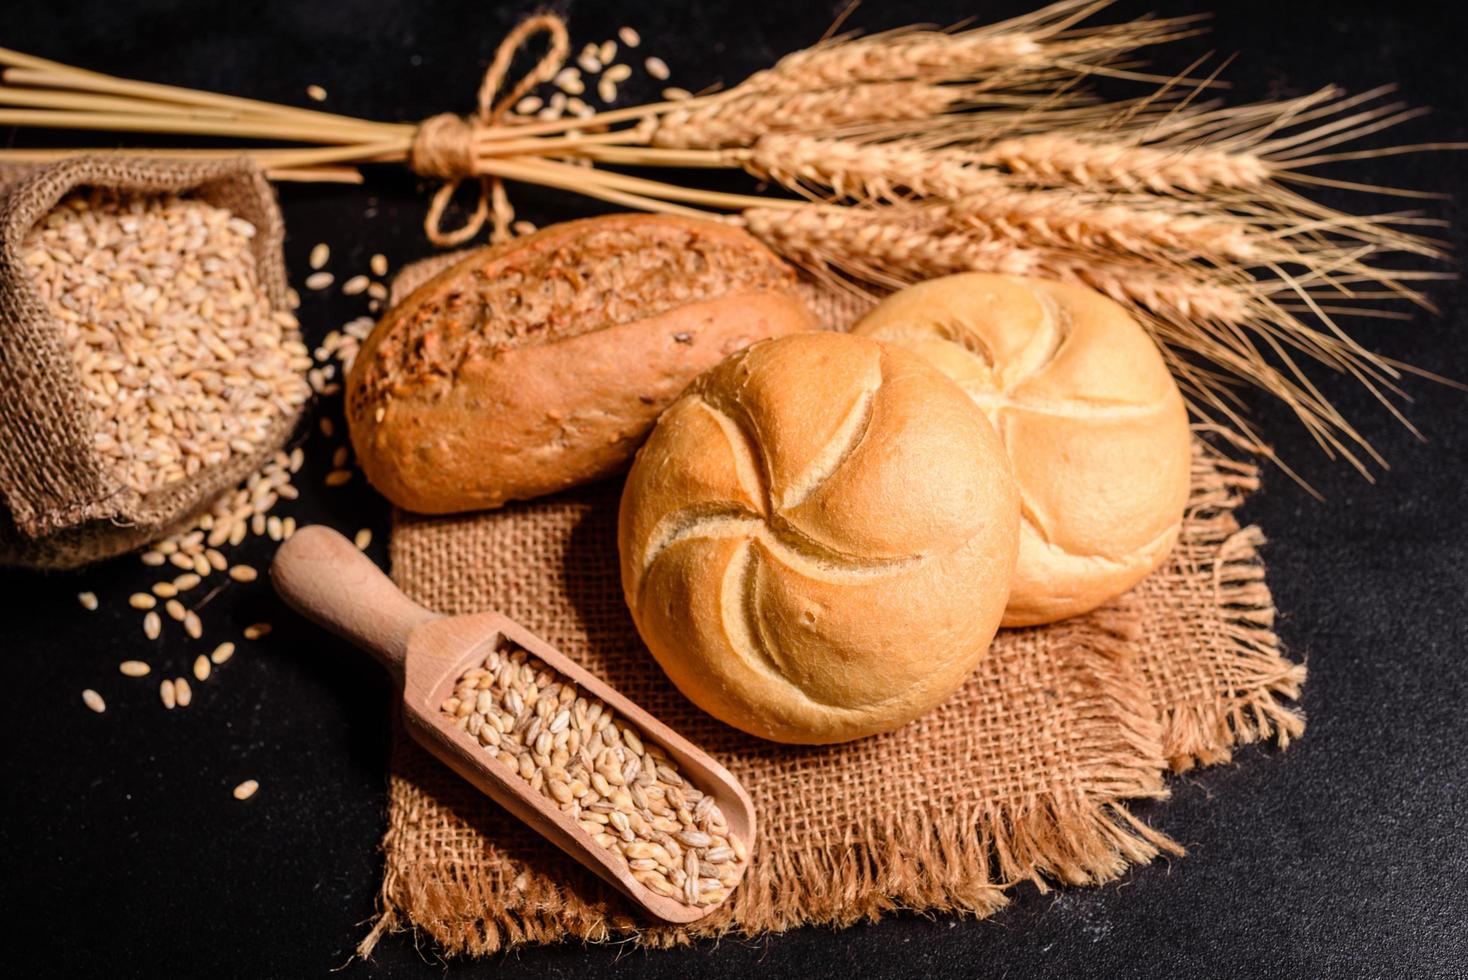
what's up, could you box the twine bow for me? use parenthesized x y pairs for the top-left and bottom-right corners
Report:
(408, 14), (569, 246)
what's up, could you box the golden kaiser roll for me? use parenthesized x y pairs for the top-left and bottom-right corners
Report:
(852, 273), (1191, 627)
(618, 332), (1020, 745)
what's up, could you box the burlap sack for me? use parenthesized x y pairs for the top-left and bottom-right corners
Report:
(360, 257), (1306, 957)
(0, 156), (297, 568)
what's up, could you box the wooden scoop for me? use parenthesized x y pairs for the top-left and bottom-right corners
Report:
(270, 525), (756, 924)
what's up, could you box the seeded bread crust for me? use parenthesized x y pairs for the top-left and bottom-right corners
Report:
(346, 214), (817, 514)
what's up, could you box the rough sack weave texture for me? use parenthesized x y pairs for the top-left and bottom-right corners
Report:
(364, 256), (1305, 957)
(0, 156), (296, 568)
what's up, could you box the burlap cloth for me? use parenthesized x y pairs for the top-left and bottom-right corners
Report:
(362, 258), (1306, 957)
(0, 156), (296, 568)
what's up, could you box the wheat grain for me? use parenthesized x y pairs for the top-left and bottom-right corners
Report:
(305, 271), (334, 290)
(243, 623), (271, 640)
(77, 592), (98, 611)
(305, 84), (327, 102)
(233, 779), (259, 800)
(645, 56), (669, 81)
(24, 191), (309, 496)
(309, 242), (330, 269)
(143, 611), (162, 640)
(129, 593), (157, 610)
(174, 677), (193, 707)
(210, 642), (236, 665)
(618, 26), (640, 48)
(193, 655), (211, 682)
(160, 678), (176, 709)
(119, 660), (151, 677)
(82, 689), (106, 713)
(370, 253), (389, 276)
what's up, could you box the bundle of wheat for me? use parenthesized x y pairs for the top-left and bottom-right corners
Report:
(0, 0), (1456, 476)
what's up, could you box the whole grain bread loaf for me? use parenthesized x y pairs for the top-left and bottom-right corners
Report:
(347, 214), (817, 514)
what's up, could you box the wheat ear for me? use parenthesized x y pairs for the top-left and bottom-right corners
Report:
(650, 83), (972, 149)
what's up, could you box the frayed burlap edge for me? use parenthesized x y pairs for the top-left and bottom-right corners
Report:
(360, 603), (1182, 958)
(1146, 450), (1306, 772)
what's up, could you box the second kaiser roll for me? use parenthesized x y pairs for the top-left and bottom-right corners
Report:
(619, 332), (1021, 745)
(852, 273), (1192, 627)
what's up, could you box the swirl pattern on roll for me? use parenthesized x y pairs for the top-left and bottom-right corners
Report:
(619, 332), (1020, 744)
(853, 273), (1192, 627)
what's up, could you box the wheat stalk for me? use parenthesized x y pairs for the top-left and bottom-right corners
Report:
(739, 1), (1205, 92)
(744, 135), (1271, 263)
(0, 3), (1454, 477)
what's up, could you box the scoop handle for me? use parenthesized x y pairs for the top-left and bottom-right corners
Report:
(269, 525), (437, 681)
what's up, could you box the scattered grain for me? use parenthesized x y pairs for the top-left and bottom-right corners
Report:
(184, 610), (203, 640)
(152, 581), (177, 598)
(172, 572), (201, 592)
(305, 271), (334, 291)
(370, 253), (388, 277)
(515, 95), (543, 115)
(598, 77), (618, 104)
(143, 611), (162, 640)
(325, 469), (352, 487)
(228, 565), (258, 583)
(174, 677), (193, 707)
(342, 274), (369, 295)
(233, 779), (259, 800)
(165, 598), (186, 622)
(160, 678), (176, 709)
(119, 660), (151, 677)
(77, 592), (98, 611)
(309, 242), (330, 269)
(599, 40), (618, 64)
(604, 63), (632, 84)
(306, 84), (328, 102)
(210, 642), (236, 665)
(141, 551), (167, 567)
(243, 622), (272, 640)
(618, 26), (641, 48)
(319, 416), (335, 437)
(554, 68), (585, 95)
(663, 87), (692, 101)
(82, 689), (106, 713)
(577, 46), (603, 74)
(354, 528), (373, 550)
(129, 592), (157, 610)
(645, 56), (670, 80)
(194, 655), (212, 682)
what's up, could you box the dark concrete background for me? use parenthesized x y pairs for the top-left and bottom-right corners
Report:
(1, 1), (1464, 976)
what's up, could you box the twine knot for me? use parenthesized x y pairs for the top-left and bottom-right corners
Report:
(409, 14), (569, 246)
(409, 113), (480, 180)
